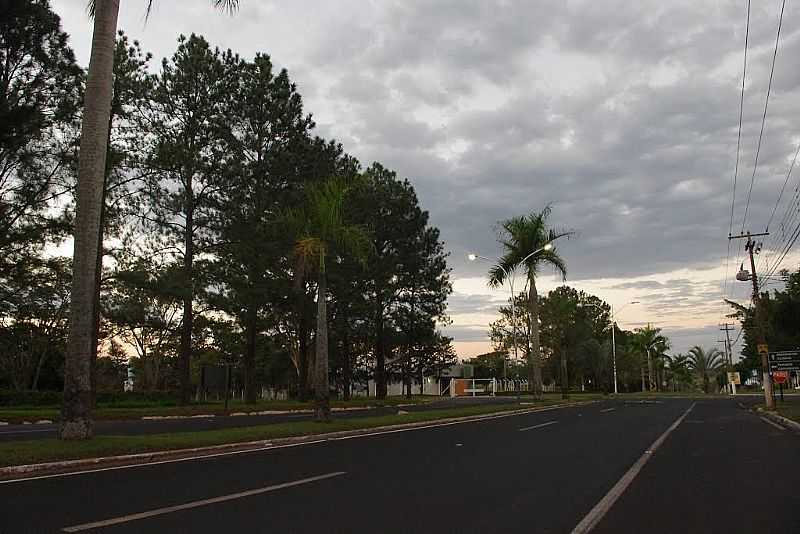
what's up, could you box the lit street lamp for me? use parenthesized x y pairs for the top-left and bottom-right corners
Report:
(467, 242), (554, 385)
(586, 300), (639, 394)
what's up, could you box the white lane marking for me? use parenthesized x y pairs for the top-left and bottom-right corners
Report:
(760, 417), (784, 430)
(600, 408), (615, 413)
(571, 402), (696, 534)
(518, 421), (558, 432)
(0, 405), (581, 485)
(61, 471), (345, 532)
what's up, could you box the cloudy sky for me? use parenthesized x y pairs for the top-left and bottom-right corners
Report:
(52, 0), (800, 357)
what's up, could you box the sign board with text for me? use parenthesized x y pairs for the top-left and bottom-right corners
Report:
(768, 350), (800, 372)
(727, 372), (741, 385)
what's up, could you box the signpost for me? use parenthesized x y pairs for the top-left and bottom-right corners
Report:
(767, 352), (798, 403)
(772, 371), (789, 384)
(727, 371), (741, 395)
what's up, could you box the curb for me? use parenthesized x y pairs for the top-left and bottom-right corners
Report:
(0, 401), (594, 480)
(0, 403), (430, 425)
(756, 407), (800, 432)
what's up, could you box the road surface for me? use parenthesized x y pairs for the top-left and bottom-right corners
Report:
(2, 398), (797, 533)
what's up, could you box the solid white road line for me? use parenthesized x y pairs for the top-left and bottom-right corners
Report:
(61, 471), (346, 532)
(518, 421), (558, 432)
(600, 408), (615, 413)
(760, 417), (784, 430)
(571, 402), (696, 534)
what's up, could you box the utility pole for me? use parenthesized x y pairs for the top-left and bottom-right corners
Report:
(720, 323), (736, 394)
(729, 231), (773, 409)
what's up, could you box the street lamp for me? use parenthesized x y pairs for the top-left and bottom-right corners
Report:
(586, 300), (639, 394)
(467, 241), (556, 390)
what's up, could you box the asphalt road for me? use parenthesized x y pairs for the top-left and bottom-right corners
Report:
(0, 396), (523, 442)
(2, 398), (797, 533)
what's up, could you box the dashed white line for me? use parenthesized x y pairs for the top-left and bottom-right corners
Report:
(518, 420), (558, 432)
(600, 408), (616, 413)
(1, 404), (585, 485)
(61, 471), (346, 532)
(571, 402), (696, 534)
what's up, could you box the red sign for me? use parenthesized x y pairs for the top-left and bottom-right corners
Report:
(773, 371), (789, 384)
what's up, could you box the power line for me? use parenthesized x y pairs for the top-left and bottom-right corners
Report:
(765, 141), (800, 232)
(761, 219), (800, 282)
(720, 0), (752, 325)
(727, 0), (750, 241)
(740, 0), (786, 233)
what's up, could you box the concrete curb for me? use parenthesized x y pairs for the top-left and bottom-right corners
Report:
(756, 407), (800, 432)
(0, 401), (595, 480)
(0, 403), (431, 425)
(139, 405), (409, 420)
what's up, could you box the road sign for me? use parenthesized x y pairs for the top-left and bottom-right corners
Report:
(768, 350), (800, 372)
(772, 371), (789, 384)
(727, 372), (741, 385)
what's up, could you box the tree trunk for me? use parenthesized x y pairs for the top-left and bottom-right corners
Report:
(641, 360), (646, 392)
(31, 349), (46, 391)
(528, 275), (543, 399)
(560, 346), (569, 400)
(647, 351), (655, 392)
(297, 302), (310, 401)
(404, 360), (412, 399)
(375, 302), (387, 399)
(90, 108), (115, 408)
(178, 188), (194, 405)
(60, 0), (120, 440)
(342, 325), (352, 401)
(244, 305), (257, 404)
(314, 271), (331, 422)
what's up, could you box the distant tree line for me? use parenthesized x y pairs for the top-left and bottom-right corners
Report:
(0, 2), (454, 414)
(483, 284), (728, 394)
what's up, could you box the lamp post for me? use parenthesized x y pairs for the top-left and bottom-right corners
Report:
(468, 242), (553, 393)
(587, 300), (639, 394)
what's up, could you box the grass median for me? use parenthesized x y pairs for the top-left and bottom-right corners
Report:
(774, 397), (800, 424)
(0, 397), (595, 468)
(0, 396), (437, 424)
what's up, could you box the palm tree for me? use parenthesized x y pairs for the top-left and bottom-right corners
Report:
(288, 177), (371, 422)
(62, 0), (240, 440)
(631, 325), (669, 392)
(688, 346), (725, 394)
(665, 353), (691, 391)
(488, 206), (573, 398)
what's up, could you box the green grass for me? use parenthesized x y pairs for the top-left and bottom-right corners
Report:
(0, 396), (437, 424)
(774, 397), (800, 424)
(0, 398), (598, 468)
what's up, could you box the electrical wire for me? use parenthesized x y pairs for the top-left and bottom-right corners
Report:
(720, 0), (752, 324)
(740, 0), (786, 233)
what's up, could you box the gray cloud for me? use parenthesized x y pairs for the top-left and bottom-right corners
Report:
(51, 0), (800, 353)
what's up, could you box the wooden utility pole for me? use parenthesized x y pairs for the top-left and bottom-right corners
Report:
(719, 323), (736, 394)
(729, 231), (774, 409)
